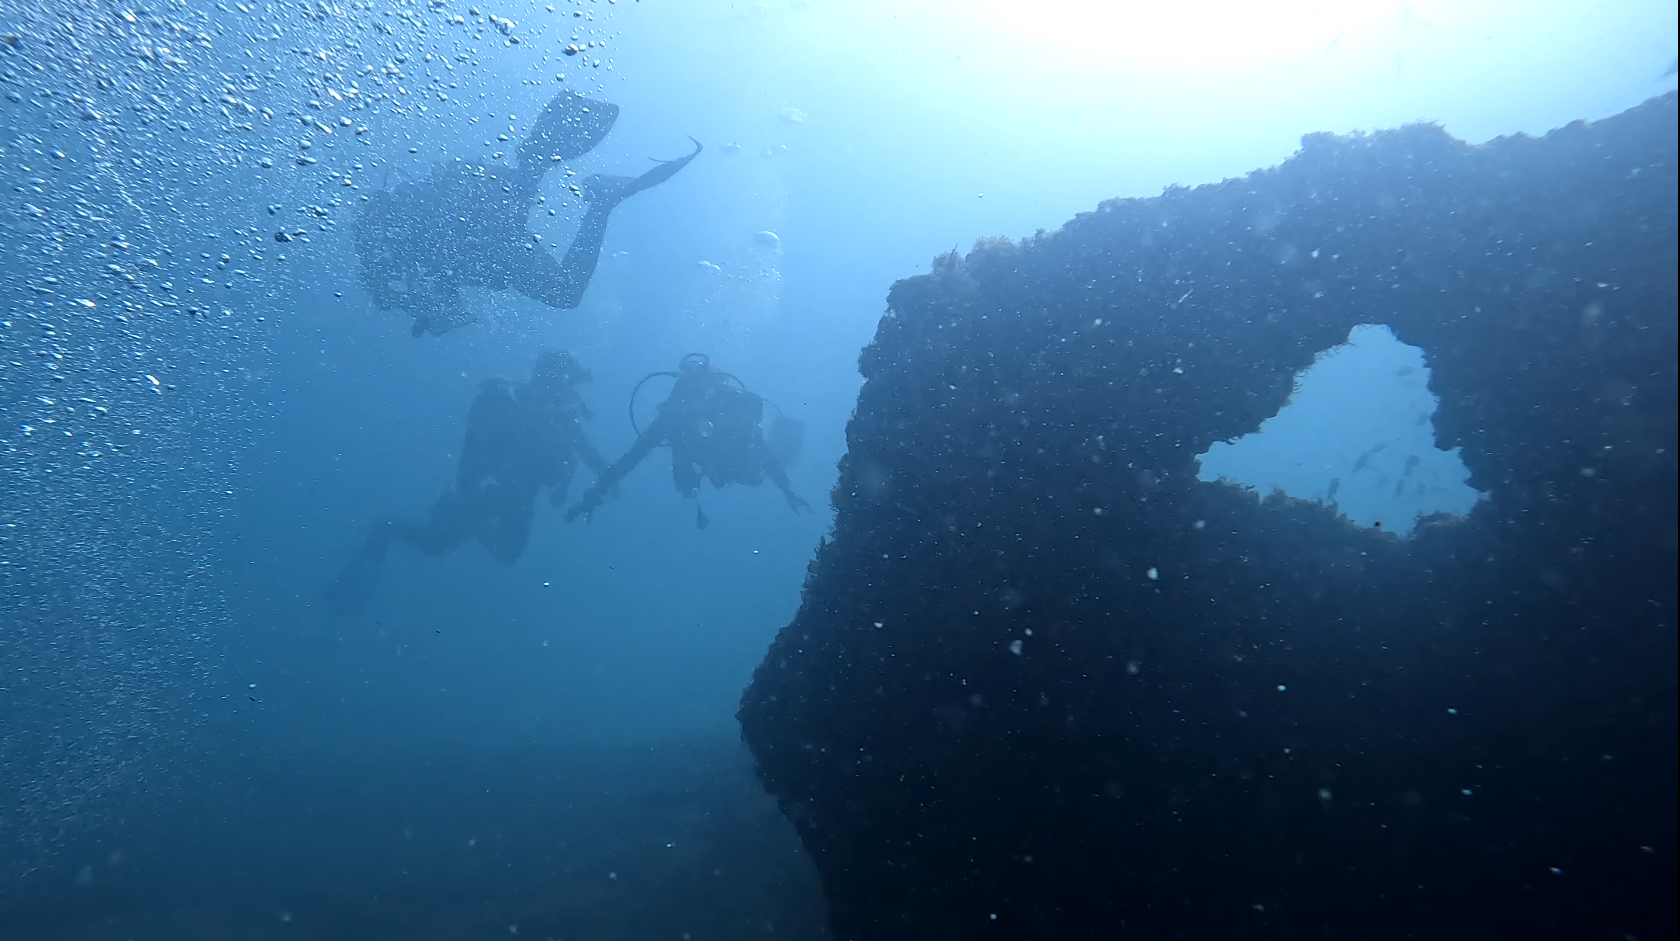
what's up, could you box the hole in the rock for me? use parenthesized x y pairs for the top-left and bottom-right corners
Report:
(1196, 324), (1482, 536)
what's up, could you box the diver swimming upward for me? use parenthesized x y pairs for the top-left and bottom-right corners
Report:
(353, 91), (701, 337)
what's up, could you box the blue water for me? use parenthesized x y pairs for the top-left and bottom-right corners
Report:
(2, 2), (1675, 937)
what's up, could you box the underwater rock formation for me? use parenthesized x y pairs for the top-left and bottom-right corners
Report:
(739, 93), (1677, 940)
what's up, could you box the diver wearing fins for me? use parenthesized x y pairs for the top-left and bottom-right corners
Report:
(354, 89), (701, 337)
(565, 353), (810, 529)
(327, 351), (607, 612)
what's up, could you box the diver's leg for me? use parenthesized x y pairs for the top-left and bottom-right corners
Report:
(477, 485), (536, 565)
(514, 212), (609, 310)
(390, 490), (475, 557)
(521, 143), (701, 311)
(325, 520), (397, 613)
(672, 451), (703, 499)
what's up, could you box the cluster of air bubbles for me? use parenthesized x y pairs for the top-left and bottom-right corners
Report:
(0, 0), (626, 866)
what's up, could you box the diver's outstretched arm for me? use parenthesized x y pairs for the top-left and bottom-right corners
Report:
(564, 420), (669, 522)
(573, 426), (610, 477)
(763, 450), (811, 515)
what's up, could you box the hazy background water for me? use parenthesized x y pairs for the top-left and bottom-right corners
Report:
(1, 1), (1674, 936)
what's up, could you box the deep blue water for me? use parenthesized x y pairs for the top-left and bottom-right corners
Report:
(2, 2), (1675, 938)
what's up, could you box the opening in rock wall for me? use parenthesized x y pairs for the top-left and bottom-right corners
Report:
(1196, 324), (1482, 535)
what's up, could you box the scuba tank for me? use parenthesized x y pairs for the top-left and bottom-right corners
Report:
(628, 353), (758, 435)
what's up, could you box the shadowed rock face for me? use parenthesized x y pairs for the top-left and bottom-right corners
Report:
(740, 93), (1677, 940)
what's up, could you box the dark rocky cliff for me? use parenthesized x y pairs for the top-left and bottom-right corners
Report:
(741, 93), (1677, 939)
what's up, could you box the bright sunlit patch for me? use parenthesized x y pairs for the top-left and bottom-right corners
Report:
(957, 0), (1375, 75)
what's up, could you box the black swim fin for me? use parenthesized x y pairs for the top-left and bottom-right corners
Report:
(581, 138), (704, 206)
(517, 91), (620, 166)
(325, 541), (386, 614)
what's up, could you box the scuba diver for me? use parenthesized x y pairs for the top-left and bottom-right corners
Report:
(326, 350), (607, 612)
(565, 353), (811, 529)
(353, 90), (701, 337)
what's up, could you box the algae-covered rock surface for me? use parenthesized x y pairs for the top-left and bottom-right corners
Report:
(740, 93), (1678, 940)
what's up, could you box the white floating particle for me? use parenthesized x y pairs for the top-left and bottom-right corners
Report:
(1146, 567), (1159, 580)
(1008, 639), (1023, 655)
(1276, 684), (1287, 692)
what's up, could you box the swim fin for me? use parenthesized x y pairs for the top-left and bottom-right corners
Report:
(325, 539), (386, 613)
(578, 138), (703, 206)
(517, 91), (620, 166)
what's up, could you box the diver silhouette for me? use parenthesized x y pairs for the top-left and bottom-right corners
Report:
(354, 90), (701, 337)
(327, 351), (606, 612)
(566, 353), (810, 529)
